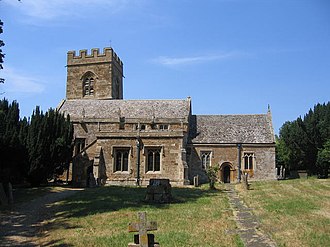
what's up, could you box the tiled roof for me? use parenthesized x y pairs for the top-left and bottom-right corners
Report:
(189, 114), (275, 144)
(58, 99), (190, 120)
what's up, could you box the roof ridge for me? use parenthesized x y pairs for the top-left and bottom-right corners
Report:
(66, 99), (187, 102)
(195, 113), (267, 117)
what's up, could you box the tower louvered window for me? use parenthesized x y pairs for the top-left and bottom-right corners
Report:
(83, 74), (95, 96)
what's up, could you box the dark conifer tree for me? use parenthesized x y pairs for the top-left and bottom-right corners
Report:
(277, 102), (330, 176)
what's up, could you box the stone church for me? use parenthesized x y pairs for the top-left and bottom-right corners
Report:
(58, 47), (276, 187)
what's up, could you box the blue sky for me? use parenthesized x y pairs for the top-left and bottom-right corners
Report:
(1, 0), (329, 134)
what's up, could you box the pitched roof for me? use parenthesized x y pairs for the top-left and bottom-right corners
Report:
(58, 99), (190, 120)
(190, 114), (275, 144)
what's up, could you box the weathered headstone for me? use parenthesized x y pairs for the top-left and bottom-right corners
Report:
(145, 179), (171, 203)
(193, 175), (199, 187)
(128, 212), (160, 247)
(0, 183), (8, 206)
(241, 173), (249, 190)
(7, 182), (13, 204)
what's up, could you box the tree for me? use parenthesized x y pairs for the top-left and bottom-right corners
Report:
(0, 99), (27, 184)
(27, 107), (73, 186)
(277, 102), (330, 175)
(0, 99), (74, 187)
(316, 139), (330, 178)
(206, 166), (219, 189)
(275, 135), (290, 169)
(1, 0), (21, 84)
(0, 19), (4, 83)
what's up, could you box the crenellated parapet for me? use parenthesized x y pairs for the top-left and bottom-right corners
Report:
(66, 47), (124, 100)
(67, 47), (123, 66)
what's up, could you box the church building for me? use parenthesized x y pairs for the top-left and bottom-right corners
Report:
(58, 47), (276, 187)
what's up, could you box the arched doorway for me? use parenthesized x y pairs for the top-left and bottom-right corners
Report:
(220, 162), (234, 183)
(223, 166), (231, 183)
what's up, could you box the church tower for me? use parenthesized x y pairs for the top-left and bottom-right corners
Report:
(66, 47), (123, 100)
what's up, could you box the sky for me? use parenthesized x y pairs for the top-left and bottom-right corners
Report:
(1, 0), (330, 134)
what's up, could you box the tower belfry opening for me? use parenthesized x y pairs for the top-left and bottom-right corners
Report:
(66, 47), (123, 100)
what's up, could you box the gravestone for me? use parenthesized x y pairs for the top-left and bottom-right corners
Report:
(241, 173), (249, 190)
(7, 182), (13, 204)
(277, 166), (285, 180)
(0, 183), (8, 206)
(128, 212), (160, 247)
(145, 179), (171, 203)
(193, 175), (199, 187)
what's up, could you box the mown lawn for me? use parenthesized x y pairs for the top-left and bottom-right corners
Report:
(0, 186), (67, 211)
(37, 185), (243, 247)
(236, 177), (330, 247)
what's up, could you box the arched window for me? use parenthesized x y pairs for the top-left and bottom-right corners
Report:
(82, 72), (95, 96)
(147, 149), (161, 172)
(243, 153), (254, 170)
(201, 151), (211, 170)
(114, 148), (129, 172)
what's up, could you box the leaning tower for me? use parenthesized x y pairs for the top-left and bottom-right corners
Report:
(66, 47), (123, 100)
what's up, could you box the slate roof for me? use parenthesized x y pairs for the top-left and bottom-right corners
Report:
(189, 114), (275, 144)
(58, 99), (190, 120)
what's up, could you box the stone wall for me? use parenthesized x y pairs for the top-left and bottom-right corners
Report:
(98, 135), (187, 186)
(69, 118), (190, 186)
(66, 47), (123, 100)
(188, 144), (276, 184)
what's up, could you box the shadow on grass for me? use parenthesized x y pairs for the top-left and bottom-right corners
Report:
(0, 185), (222, 246)
(0, 187), (78, 247)
(55, 186), (222, 218)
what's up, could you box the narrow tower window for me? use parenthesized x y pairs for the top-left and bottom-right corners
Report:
(82, 72), (95, 96)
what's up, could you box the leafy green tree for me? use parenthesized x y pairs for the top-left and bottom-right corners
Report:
(206, 166), (219, 189)
(275, 135), (290, 169)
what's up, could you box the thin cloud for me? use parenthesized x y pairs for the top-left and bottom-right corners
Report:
(153, 51), (248, 66)
(1, 67), (45, 94)
(3, 0), (134, 21)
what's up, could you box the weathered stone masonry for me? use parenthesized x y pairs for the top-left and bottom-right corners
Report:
(58, 47), (276, 186)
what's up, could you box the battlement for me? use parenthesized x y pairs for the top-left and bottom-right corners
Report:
(67, 47), (123, 66)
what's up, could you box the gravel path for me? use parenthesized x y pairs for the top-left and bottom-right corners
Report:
(0, 187), (83, 246)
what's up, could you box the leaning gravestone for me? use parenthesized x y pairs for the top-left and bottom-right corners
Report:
(128, 212), (160, 247)
(145, 179), (172, 203)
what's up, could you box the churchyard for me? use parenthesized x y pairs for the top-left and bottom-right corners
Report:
(1, 178), (329, 247)
(237, 178), (330, 247)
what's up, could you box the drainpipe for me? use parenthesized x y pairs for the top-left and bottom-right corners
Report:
(136, 138), (141, 186)
(237, 143), (242, 182)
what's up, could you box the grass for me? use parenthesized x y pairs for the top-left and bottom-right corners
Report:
(0, 185), (67, 211)
(36, 185), (242, 247)
(236, 177), (330, 247)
